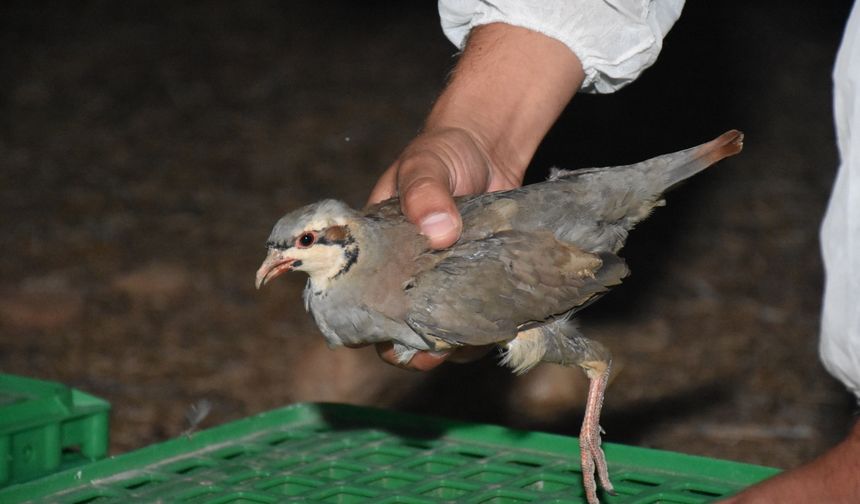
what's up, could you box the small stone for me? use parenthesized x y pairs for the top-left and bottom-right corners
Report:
(112, 262), (190, 303)
(0, 272), (82, 329)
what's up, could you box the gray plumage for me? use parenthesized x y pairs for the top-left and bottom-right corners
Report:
(256, 130), (744, 504)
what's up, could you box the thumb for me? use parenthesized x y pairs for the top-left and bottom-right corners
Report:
(367, 165), (397, 205)
(399, 172), (462, 249)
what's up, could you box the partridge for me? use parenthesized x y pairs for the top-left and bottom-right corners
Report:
(256, 130), (744, 503)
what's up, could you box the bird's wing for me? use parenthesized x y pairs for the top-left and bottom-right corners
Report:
(362, 198), (405, 221)
(405, 230), (629, 346)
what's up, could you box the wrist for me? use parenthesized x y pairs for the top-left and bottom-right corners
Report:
(425, 23), (584, 186)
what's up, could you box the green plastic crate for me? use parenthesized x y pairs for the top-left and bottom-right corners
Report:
(0, 374), (110, 488)
(0, 402), (778, 503)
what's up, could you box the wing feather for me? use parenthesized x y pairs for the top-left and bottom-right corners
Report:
(405, 230), (628, 346)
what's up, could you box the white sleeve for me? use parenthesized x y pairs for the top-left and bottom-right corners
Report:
(438, 0), (684, 94)
(820, 1), (860, 401)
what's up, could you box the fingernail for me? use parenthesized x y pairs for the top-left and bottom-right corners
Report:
(428, 351), (450, 358)
(420, 212), (455, 240)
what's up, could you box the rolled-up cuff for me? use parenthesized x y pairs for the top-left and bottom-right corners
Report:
(439, 0), (684, 94)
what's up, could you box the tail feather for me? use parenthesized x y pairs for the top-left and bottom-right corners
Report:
(548, 129), (744, 191)
(658, 129), (744, 188)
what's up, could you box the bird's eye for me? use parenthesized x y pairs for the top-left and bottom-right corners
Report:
(297, 232), (316, 248)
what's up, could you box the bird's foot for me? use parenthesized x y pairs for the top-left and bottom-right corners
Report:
(579, 361), (614, 504)
(580, 417), (613, 504)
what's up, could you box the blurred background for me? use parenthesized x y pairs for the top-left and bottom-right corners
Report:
(1, 1), (856, 469)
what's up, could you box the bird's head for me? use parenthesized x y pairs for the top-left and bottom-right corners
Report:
(255, 199), (361, 289)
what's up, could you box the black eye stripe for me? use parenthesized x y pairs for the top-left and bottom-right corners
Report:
(267, 227), (355, 250)
(315, 232), (354, 246)
(266, 241), (290, 250)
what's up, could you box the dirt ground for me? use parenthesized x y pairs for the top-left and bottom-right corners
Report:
(1, 1), (856, 471)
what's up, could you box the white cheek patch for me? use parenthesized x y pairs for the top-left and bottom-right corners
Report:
(292, 244), (349, 285)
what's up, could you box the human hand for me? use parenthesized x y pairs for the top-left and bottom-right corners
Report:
(367, 23), (584, 371)
(373, 341), (496, 371)
(368, 126), (523, 249)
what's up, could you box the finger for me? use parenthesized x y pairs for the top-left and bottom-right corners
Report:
(399, 171), (462, 249)
(367, 166), (398, 205)
(375, 342), (450, 371)
(407, 351), (452, 371)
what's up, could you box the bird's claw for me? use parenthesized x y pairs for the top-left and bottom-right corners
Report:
(580, 422), (614, 504)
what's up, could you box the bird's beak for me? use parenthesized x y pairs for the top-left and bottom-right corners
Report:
(255, 250), (296, 289)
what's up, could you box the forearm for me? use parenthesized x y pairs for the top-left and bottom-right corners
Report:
(425, 23), (584, 188)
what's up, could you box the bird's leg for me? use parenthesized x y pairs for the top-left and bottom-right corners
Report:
(579, 358), (613, 502)
(503, 320), (614, 504)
